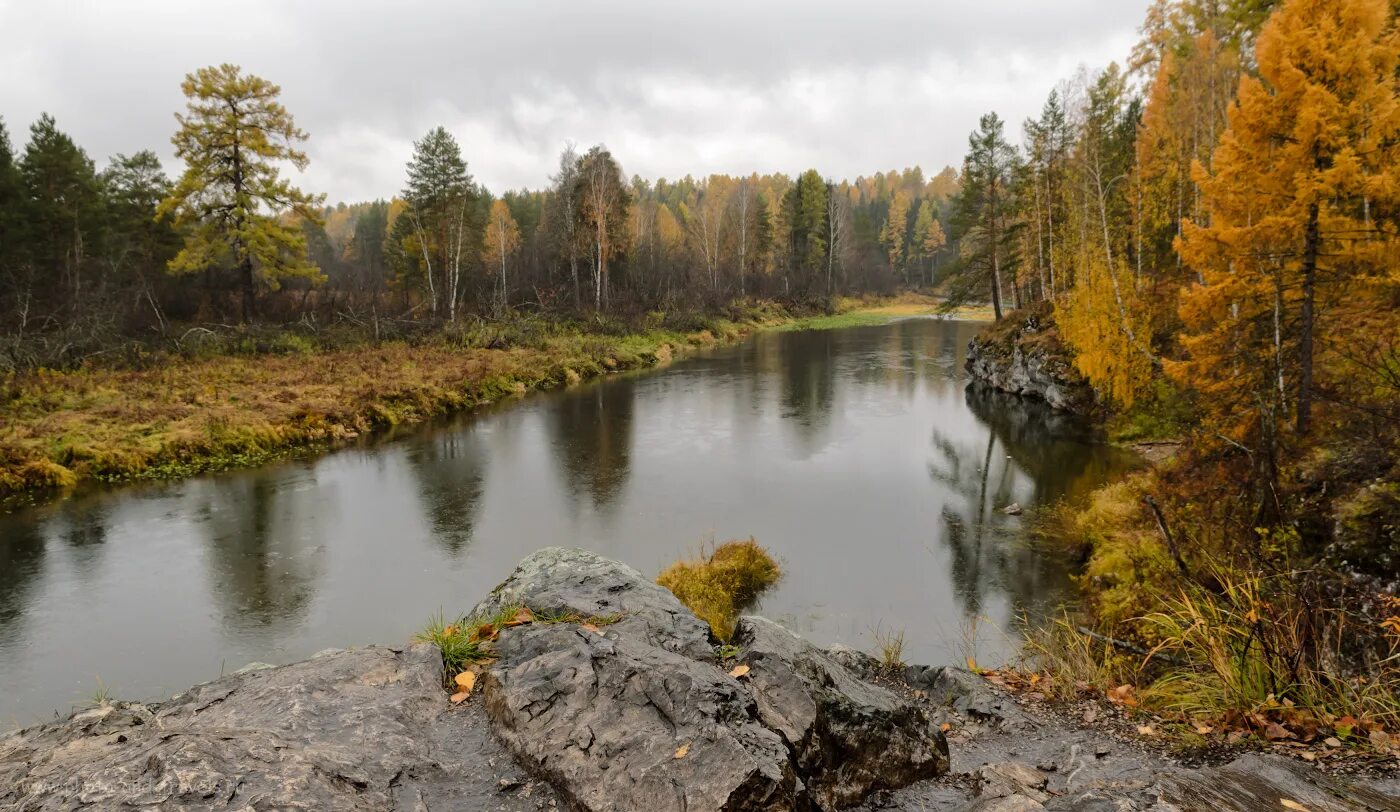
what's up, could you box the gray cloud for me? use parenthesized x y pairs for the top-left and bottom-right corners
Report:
(0, 0), (1149, 201)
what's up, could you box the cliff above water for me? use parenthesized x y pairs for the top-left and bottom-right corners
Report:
(964, 303), (1097, 417)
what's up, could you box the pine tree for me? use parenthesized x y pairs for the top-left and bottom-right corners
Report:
(401, 127), (476, 322)
(0, 117), (27, 296)
(1173, 0), (1399, 446)
(158, 65), (324, 323)
(21, 114), (105, 308)
(482, 198), (521, 312)
(948, 113), (1020, 319)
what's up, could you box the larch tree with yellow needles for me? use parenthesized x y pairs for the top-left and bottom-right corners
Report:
(482, 199), (521, 313)
(158, 64), (325, 324)
(1173, 0), (1399, 454)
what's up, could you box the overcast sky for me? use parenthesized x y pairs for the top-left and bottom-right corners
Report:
(1, 1), (1150, 203)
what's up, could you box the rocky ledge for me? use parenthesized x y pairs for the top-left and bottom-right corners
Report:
(964, 304), (1095, 416)
(4, 548), (1397, 811)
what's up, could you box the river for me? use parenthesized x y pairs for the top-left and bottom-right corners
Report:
(0, 317), (1137, 727)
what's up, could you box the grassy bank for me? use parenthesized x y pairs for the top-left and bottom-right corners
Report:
(0, 297), (952, 500)
(0, 311), (768, 498)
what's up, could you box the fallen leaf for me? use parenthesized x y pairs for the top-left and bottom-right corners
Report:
(728, 665), (751, 678)
(580, 623), (602, 635)
(1082, 707), (1099, 724)
(471, 623), (497, 643)
(674, 743), (690, 759)
(1137, 725), (1157, 737)
(1264, 722), (1295, 741)
(1107, 685), (1138, 707)
(1369, 729), (1391, 748)
(1300, 751), (1317, 762)
(449, 691), (469, 704)
(1194, 724), (1214, 735)
(455, 671), (477, 693)
(940, 722), (952, 733)
(506, 608), (534, 627)
(1323, 737), (1342, 748)
(1281, 800), (1310, 811)
(443, 625), (458, 636)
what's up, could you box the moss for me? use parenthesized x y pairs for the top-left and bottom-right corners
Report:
(656, 538), (782, 641)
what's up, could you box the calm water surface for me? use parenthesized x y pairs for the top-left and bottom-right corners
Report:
(0, 318), (1136, 727)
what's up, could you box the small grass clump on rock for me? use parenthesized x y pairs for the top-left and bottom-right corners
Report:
(416, 603), (528, 683)
(656, 538), (781, 641)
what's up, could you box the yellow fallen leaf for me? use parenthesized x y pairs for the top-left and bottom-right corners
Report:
(1281, 800), (1310, 811)
(581, 623), (602, 635)
(1137, 725), (1156, 736)
(729, 665), (751, 678)
(450, 691), (469, 704)
(455, 671), (477, 692)
(506, 607), (535, 626)
(1194, 724), (1214, 735)
(940, 722), (952, 733)
(674, 743), (690, 759)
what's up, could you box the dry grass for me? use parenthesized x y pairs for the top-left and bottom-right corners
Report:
(656, 538), (782, 641)
(0, 322), (761, 495)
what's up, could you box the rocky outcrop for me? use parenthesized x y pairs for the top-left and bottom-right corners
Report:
(4, 548), (1397, 812)
(0, 644), (559, 811)
(964, 304), (1095, 415)
(733, 617), (949, 808)
(477, 548), (947, 811)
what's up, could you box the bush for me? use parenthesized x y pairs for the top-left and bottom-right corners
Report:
(657, 538), (781, 641)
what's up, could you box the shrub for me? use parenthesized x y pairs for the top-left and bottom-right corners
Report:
(657, 538), (781, 641)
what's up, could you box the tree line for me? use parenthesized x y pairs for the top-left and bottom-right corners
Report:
(0, 66), (962, 367)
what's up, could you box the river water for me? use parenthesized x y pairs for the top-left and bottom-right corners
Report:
(0, 318), (1137, 727)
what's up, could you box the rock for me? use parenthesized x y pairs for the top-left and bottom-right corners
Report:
(0, 644), (559, 811)
(1001, 503), (1023, 516)
(482, 620), (800, 812)
(733, 616), (950, 808)
(977, 762), (1049, 802)
(471, 545), (715, 662)
(826, 643), (884, 678)
(964, 304), (1095, 416)
(905, 665), (1030, 727)
(968, 795), (1047, 812)
(1161, 753), (1400, 811)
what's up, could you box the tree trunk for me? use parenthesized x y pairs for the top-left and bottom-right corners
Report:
(240, 254), (255, 324)
(1297, 198), (1319, 435)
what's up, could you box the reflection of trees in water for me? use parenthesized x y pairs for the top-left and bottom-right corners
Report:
(196, 475), (324, 635)
(58, 500), (108, 580)
(405, 432), (487, 555)
(777, 330), (836, 454)
(931, 383), (1131, 623)
(964, 383), (1137, 507)
(0, 522), (45, 645)
(549, 379), (635, 513)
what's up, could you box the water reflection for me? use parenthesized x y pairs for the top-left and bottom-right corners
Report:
(196, 475), (325, 635)
(548, 380), (635, 513)
(0, 318), (1138, 725)
(406, 433), (487, 555)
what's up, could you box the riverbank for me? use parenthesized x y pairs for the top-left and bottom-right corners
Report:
(5, 548), (1395, 810)
(0, 296), (956, 502)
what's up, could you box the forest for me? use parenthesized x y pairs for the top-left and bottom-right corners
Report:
(0, 0), (1397, 753)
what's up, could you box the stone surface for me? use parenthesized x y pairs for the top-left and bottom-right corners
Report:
(482, 620), (800, 812)
(976, 762), (1048, 802)
(471, 545), (715, 662)
(0, 644), (560, 811)
(963, 308), (1095, 415)
(1160, 753), (1400, 811)
(733, 616), (950, 809)
(905, 665), (1029, 727)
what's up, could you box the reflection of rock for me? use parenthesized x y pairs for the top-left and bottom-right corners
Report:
(964, 305), (1095, 415)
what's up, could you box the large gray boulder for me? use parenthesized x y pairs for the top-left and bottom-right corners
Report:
(733, 616), (950, 809)
(0, 645), (558, 811)
(478, 548), (951, 811)
(483, 620), (801, 811)
(472, 545), (715, 662)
